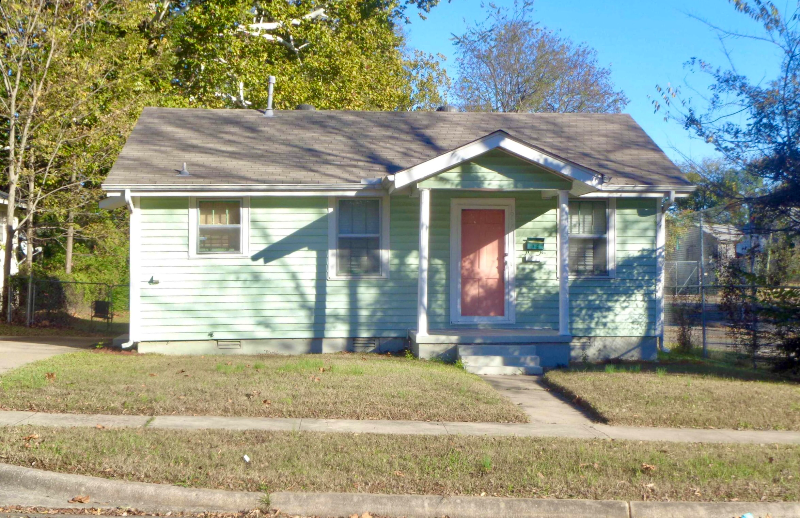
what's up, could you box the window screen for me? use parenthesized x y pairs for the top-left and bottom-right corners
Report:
(337, 199), (381, 276)
(568, 201), (608, 276)
(198, 200), (241, 254)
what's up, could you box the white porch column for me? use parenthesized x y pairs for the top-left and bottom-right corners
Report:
(417, 188), (431, 336)
(558, 190), (570, 336)
(128, 196), (141, 344)
(655, 197), (666, 344)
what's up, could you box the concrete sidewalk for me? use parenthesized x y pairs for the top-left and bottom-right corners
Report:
(2, 410), (800, 444)
(0, 336), (102, 374)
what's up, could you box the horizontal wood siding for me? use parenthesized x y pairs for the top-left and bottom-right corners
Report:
(426, 191), (560, 330)
(418, 150), (573, 190)
(137, 197), (418, 341)
(570, 198), (657, 336)
(136, 194), (656, 342)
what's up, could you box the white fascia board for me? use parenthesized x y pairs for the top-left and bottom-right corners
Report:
(99, 196), (127, 210)
(597, 184), (696, 193)
(578, 191), (692, 198)
(392, 131), (604, 191)
(99, 191), (126, 210)
(125, 190), (382, 198)
(100, 183), (382, 193)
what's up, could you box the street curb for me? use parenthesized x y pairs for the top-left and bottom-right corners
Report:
(269, 492), (630, 518)
(630, 501), (800, 518)
(270, 492), (800, 518)
(0, 463), (264, 513)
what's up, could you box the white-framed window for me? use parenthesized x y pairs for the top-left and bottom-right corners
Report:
(568, 199), (615, 277)
(188, 197), (250, 258)
(328, 196), (390, 279)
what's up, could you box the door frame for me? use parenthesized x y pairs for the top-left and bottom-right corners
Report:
(449, 198), (516, 325)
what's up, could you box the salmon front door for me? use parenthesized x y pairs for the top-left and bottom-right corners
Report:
(451, 199), (515, 324)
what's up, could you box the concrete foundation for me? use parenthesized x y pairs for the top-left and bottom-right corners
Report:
(135, 334), (657, 366)
(412, 336), (656, 368)
(570, 336), (658, 362)
(137, 337), (407, 355)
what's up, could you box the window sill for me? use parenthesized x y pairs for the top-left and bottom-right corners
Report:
(188, 252), (251, 260)
(328, 275), (389, 281)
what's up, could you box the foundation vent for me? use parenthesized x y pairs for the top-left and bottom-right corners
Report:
(217, 340), (242, 349)
(352, 337), (379, 353)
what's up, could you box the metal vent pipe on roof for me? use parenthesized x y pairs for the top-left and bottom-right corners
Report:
(436, 105), (458, 112)
(264, 76), (276, 117)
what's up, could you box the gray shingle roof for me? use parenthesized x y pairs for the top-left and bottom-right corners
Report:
(103, 107), (690, 188)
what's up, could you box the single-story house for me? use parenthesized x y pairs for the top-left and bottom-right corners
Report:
(101, 107), (693, 372)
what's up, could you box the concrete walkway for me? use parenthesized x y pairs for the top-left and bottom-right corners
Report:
(2, 409), (800, 444)
(0, 336), (101, 374)
(482, 375), (596, 426)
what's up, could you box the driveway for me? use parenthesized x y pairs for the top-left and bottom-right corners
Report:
(0, 336), (100, 374)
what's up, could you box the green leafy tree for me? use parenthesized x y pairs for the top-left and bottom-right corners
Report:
(675, 159), (763, 226)
(653, 0), (800, 234)
(170, 0), (449, 110)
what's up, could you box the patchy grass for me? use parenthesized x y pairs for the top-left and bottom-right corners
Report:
(1, 426), (798, 502)
(0, 351), (527, 423)
(544, 356), (800, 430)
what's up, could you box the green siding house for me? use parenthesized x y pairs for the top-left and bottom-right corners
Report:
(101, 108), (693, 371)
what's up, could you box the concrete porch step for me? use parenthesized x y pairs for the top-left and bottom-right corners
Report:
(457, 345), (539, 356)
(459, 355), (540, 367)
(462, 364), (543, 376)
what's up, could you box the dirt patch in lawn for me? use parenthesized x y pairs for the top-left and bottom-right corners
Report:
(544, 363), (800, 430)
(2, 426), (798, 502)
(0, 351), (527, 423)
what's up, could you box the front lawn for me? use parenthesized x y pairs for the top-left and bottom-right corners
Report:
(1, 426), (798, 502)
(0, 351), (527, 423)
(544, 358), (800, 430)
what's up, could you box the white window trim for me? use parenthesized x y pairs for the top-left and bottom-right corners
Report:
(327, 196), (390, 280)
(560, 198), (616, 279)
(188, 196), (250, 258)
(449, 198), (516, 325)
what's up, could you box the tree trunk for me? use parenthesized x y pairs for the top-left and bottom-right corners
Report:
(65, 213), (74, 274)
(65, 171), (76, 274)
(3, 183), (18, 323)
(26, 156), (35, 273)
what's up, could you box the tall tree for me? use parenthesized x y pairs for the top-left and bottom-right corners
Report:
(170, 0), (449, 111)
(0, 0), (173, 309)
(452, 1), (628, 113)
(653, 0), (800, 233)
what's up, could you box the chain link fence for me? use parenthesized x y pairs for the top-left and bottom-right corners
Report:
(6, 276), (129, 337)
(665, 210), (798, 360)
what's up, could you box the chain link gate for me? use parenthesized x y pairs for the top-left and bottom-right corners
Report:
(7, 276), (129, 336)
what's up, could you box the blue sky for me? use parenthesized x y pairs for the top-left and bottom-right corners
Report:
(405, 0), (784, 163)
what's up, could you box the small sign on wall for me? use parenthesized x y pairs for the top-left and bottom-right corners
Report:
(524, 238), (545, 263)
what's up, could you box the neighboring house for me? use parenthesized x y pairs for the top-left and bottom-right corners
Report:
(101, 107), (693, 370)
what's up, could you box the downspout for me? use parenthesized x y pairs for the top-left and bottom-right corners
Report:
(120, 189), (135, 350)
